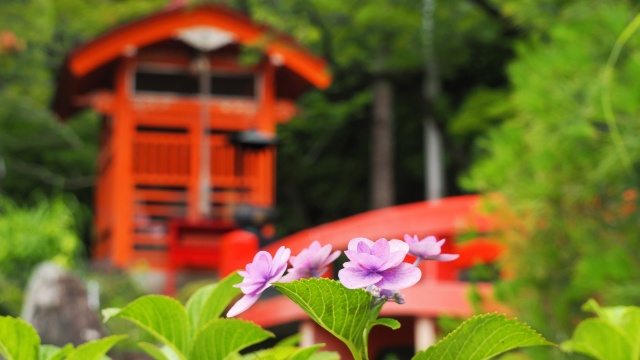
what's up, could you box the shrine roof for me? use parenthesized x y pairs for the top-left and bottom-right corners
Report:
(53, 4), (332, 119)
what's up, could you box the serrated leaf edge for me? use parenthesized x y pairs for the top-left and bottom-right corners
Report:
(192, 317), (274, 358)
(435, 313), (552, 348)
(103, 295), (189, 360)
(274, 279), (371, 358)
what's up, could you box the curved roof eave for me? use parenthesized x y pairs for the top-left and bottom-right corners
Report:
(264, 195), (493, 255)
(67, 5), (331, 89)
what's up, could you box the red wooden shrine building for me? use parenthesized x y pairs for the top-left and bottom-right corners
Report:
(53, 4), (331, 277)
(53, 4), (505, 358)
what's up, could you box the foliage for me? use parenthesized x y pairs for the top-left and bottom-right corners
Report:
(0, 195), (82, 315)
(561, 299), (640, 360)
(275, 279), (400, 360)
(98, 270), (554, 360)
(463, 1), (640, 358)
(1, 0), (518, 239)
(413, 313), (552, 360)
(220, 0), (518, 234)
(103, 272), (337, 360)
(0, 0), (167, 254)
(0, 315), (125, 360)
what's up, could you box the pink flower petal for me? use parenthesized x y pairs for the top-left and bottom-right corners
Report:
(349, 237), (374, 251)
(375, 263), (422, 290)
(388, 239), (409, 254)
(351, 252), (385, 270)
(338, 267), (383, 289)
(322, 250), (341, 267)
(371, 239), (390, 259)
(269, 246), (291, 278)
(404, 234), (418, 244)
(379, 250), (407, 271)
(280, 268), (310, 282)
(227, 293), (260, 317)
(435, 254), (459, 262)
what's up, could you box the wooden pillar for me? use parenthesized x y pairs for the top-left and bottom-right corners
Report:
(415, 317), (437, 352)
(111, 53), (136, 267)
(188, 112), (201, 220)
(257, 60), (276, 135)
(299, 321), (315, 347)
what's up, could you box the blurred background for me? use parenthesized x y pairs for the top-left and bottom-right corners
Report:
(1, 0), (640, 358)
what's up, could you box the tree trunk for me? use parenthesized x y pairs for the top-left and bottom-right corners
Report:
(370, 77), (395, 209)
(422, 0), (445, 200)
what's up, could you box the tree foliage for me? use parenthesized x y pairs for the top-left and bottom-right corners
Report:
(0, 195), (82, 315)
(220, 0), (518, 233)
(464, 1), (640, 358)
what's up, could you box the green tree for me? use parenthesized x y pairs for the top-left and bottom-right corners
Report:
(0, 195), (82, 315)
(464, 1), (640, 358)
(218, 0), (519, 234)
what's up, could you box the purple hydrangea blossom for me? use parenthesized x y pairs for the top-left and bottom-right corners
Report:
(338, 237), (421, 290)
(281, 241), (341, 282)
(404, 234), (459, 262)
(227, 246), (291, 317)
(370, 286), (405, 304)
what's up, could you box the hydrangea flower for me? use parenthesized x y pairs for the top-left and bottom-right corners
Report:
(404, 234), (459, 262)
(281, 241), (341, 282)
(227, 246), (291, 317)
(370, 285), (405, 304)
(338, 237), (421, 290)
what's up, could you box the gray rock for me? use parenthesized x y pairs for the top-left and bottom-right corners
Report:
(21, 262), (106, 346)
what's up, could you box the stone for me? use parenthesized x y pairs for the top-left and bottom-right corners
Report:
(21, 262), (106, 346)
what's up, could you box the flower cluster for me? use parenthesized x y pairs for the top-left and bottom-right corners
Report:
(338, 237), (421, 291)
(227, 233), (458, 317)
(404, 234), (459, 264)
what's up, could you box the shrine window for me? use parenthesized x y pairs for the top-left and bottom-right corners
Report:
(135, 69), (199, 95)
(210, 73), (256, 98)
(134, 67), (257, 99)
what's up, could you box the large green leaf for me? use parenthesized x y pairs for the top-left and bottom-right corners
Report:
(274, 334), (302, 347)
(39, 344), (73, 360)
(137, 343), (185, 360)
(0, 316), (40, 360)
(561, 299), (640, 360)
(138, 343), (181, 360)
(185, 272), (242, 332)
(583, 299), (640, 359)
(412, 313), (553, 360)
(65, 335), (127, 360)
(242, 344), (331, 360)
(103, 295), (190, 360)
(561, 318), (631, 360)
(191, 318), (273, 360)
(274, 278), (396, 360)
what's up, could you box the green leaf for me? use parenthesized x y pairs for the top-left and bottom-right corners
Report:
(582, 298), (640, 357)
(39, 344), (73, 360)
(242, 346), (303, 360)
(290, 344), (325, 360)
(0, 316), (40, 360)
(561, 299), (640, 360)
(137, 343), (179, 360)
(191, 318), (273, 360)
(102, 295), (190, 360)
(275, 333), (302, 347)
(561, 318), (632, 360)
(309, 351), (341, 360)
(243, 344), (326, 360)
(185, 272), (242, 332)
(412, 313), (553, 360)
(371, 318), (400, 330)
(66, 335), (127, 360)
(274, 278), (380, 360)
